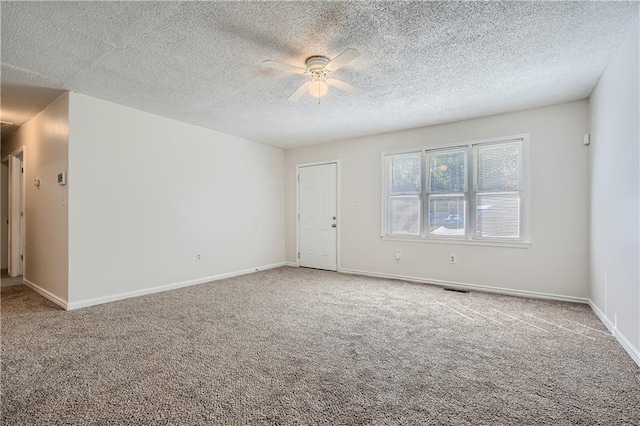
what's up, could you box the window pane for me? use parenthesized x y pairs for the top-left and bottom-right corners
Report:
(429, 149), (466, 193)
(390, 154), (421, 194)
(389, 196), (420, 235)
(476, 193), (520, 238)
(428, 195), (465, 236)
(477, 142), (521, 192)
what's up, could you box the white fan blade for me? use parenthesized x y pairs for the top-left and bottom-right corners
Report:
(326, 78), (364, 95)
(262, 60), (307, 75)
(288, 81), (311, 101)
(325, 48), (360, 72)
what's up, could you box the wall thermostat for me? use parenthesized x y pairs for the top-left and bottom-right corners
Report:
(57, 171), (67, 186)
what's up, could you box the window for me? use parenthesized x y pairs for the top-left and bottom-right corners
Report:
(386, 153), (421, 235)
(383, 136), (528, 243)
(427, 147), (467, 237)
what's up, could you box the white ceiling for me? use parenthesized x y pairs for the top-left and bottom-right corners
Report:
(1, 1), (637, 149)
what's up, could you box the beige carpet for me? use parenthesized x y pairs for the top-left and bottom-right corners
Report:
(1, 267), (639, 425)
(0, 269), (23, 288)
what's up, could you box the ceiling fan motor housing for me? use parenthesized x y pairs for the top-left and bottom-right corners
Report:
(306, 56), (330, 78)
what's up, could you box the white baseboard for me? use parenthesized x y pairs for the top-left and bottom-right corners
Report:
(338, 267), (589, 304)
(588, 300), (640, 367)
(66, 261), (287, 310)
(589, 299), (615, 332)
(284, 262), (297, 267)
(23, 279), (68, 310)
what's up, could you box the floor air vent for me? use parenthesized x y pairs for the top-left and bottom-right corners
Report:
(443, 288), (469, 294)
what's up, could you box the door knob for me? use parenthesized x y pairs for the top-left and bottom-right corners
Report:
(331, 224), (337, 228)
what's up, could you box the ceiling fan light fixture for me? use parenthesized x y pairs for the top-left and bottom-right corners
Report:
(308, 80), (328, 98)
(263, 48), (362, 101)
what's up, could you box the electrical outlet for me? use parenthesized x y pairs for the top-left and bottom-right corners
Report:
(449, 254), (457, 264)
(196, 253), (202, 262)
(395, 249), (401, 260)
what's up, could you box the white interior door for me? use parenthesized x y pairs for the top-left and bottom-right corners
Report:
(8, 155), (22, 277)
(298, 163), (337, 271)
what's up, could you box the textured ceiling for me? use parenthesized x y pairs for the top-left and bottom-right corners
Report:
(1, 2), (638, 148)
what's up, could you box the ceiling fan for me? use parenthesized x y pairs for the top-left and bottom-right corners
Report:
(262, 48), (364, 101)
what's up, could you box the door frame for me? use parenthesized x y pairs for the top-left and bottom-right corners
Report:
(7, 146), (26, 277)
(295, 159), (341, 270)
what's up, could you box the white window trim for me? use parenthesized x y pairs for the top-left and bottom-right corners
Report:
(380, 134), (531, 248)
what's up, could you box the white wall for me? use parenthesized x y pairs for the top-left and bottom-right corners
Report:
(285, 101), (590, 299)
(1, 162), (8, 270)
(67, 93), (285, 305)
(2, 94), (69, 302)
(589, 16), (639, 356)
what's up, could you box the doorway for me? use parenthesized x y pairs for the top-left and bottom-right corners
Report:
(3, 148), (24, 278)
(297, 161), (338, 271)
(1, 160), (8, 277)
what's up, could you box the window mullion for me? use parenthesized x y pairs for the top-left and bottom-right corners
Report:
(422, 150), (428, 237)
(385, 155), (391, 235)
(469, 145), (476, 239)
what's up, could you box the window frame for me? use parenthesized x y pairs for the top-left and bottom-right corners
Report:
(425, 146), (469, 239)
(381, 134), (531, 248)
(385, 152), (423, 236)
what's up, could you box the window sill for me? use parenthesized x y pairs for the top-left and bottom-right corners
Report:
(380, 234), (531, 249)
